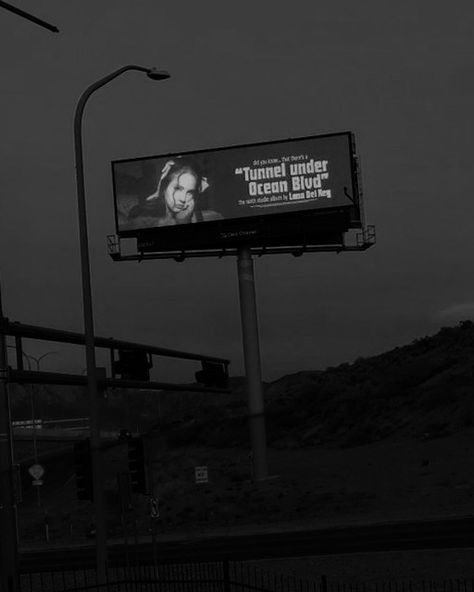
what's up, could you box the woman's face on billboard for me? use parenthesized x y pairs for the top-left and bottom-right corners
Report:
(164, 171), (198, 219)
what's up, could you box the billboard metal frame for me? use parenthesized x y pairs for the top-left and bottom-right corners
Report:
(111, 131), (366, 254)
(107, 225), (376, 262)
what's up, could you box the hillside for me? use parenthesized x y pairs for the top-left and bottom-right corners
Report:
(147, 320), (474, 450)
(13, 320), (474, 546)
(264, 320), (474, 447)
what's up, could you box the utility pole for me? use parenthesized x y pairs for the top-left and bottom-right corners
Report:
(22, 351), (58, 508)
(0, 281), (19, 592)
(0, 6), (57, 587)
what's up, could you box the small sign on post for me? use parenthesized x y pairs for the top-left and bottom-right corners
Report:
(194, 465), (208, 484)
(28, 464), (45, 480)
(150, 496), (159, 518)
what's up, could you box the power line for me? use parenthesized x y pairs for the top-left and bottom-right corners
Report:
(0, 1), (59, 33)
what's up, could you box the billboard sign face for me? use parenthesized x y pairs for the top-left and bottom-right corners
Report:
(111, 132), (363, 252)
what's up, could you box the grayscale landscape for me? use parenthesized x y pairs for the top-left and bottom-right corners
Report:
(13, 321), (474, 570)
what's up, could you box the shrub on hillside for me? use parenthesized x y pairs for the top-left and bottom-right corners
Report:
(266, 403), (304, 429)
(341, 421), (383, 447)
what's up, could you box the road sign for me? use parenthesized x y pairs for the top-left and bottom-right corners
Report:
(28, 464), (45, 480)
(150, 496), (159, 518)
(195, 466), (208, 484)
(32, 479), (43, 486)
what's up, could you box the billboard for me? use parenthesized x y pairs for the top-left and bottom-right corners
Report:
(111, 132), (363, 252)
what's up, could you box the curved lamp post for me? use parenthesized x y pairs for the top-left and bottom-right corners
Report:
(74, 65), (170, 579)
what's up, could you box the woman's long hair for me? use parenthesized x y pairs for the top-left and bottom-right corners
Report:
(129, 157), (207, 221)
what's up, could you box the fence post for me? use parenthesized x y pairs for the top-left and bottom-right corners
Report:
(321, 575), (328, 592)
(223, 560), (231, 592)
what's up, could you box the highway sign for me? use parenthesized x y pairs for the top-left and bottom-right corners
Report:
(32, 479), (43, 486)
(28, 464), (45, 480)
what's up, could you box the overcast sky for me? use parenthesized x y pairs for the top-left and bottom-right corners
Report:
(0, 1), (473, 382)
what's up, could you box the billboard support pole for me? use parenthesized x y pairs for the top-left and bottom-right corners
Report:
(0, 280), (19, 592)
(237, 247), (268, 481)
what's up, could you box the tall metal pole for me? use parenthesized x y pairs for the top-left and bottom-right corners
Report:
(29, 373), (40, 507)
(0, 12), (56, 582)
(74, 79), (108, 584)
(73, 65), (169, 581)
(0, 280), (20, 592)
(25, 352), (57, 508)
(236, 247), (268, 481)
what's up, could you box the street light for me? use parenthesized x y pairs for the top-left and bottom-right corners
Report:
(73, 65), (170, 580)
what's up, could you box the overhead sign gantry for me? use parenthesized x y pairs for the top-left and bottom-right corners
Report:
(1, 318), (229, 392)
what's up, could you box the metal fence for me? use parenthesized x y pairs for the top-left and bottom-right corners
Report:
(325, 582), (474, 592)
(17, 562), (474, 592)
(19, 561), (321, 592)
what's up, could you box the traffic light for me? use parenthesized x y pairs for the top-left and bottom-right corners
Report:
(73, 438), (93, 501)
(113, 349), (152, 381)
(195, 361), (228, 389)
(127, 436), (147, 494)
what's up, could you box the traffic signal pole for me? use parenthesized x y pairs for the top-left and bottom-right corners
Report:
(128, 437), (147, 494)
(0, 281), (19, 592)
(237, 247), (268, 481)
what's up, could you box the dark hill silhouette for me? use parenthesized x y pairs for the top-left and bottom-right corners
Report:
(263, 319), (474, 448)
(147, 320), (474, 449)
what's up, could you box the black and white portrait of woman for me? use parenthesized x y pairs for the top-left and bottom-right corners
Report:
(124, 157), (223, 229)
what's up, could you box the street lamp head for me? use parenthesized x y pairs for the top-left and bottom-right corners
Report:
(146, 68), (171, 81)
